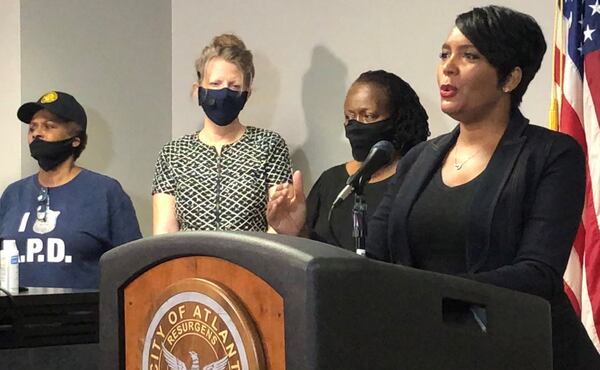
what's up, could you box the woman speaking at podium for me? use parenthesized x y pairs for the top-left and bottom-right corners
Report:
(267, 6), (600, 368)
(152, 34), (292, 234)
(366, 6), (599, 369)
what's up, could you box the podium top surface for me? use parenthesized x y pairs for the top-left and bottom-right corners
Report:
(101, 231), (548, 307)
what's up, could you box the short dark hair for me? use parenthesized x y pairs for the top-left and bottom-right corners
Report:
(455, 6), (547, 111)
(355, 70), (430, 156)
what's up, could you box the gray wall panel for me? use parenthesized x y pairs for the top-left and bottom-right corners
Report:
(20, 0), (172, 236)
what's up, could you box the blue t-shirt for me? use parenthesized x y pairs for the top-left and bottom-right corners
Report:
(0, 169), (142, 289)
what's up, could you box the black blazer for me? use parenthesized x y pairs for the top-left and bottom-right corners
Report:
(367, 111), (599, 369)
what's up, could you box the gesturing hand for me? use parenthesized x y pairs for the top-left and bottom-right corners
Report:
(267, 170), (306, 236)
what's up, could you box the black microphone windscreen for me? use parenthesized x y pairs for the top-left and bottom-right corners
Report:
(372, 140), (394, 160)
(346, 140), (395, 189)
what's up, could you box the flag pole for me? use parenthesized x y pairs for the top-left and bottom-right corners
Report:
(549, 0), (563, 131)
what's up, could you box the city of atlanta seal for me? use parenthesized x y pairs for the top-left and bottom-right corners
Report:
(141, 278), (265, 370)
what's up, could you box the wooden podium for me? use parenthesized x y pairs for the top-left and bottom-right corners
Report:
(99, 232), (552, 370)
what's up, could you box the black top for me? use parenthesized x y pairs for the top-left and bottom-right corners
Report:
(306, 164), (392, 251)
(408, 169), (482, 274)
(367, 111), (600, 369)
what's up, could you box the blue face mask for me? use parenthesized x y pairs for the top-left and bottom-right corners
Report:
(198, 87), (248, 126)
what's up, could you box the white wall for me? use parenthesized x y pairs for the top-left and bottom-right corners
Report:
(172, 0), (554, 189)
(0, 0), (21, 194)
(10, 1), (555, 232)
(20, 0), (172, 236)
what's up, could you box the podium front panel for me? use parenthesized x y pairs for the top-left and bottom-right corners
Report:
(122, 256), (284, 370)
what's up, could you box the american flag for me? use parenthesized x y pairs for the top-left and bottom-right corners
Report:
(551, 0), (600, 352)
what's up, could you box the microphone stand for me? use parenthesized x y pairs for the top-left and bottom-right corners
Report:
(328, 140), (394, 254)
(352, 176), (368, 256)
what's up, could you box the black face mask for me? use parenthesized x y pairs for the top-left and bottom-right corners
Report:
(198, 87), (248, 126)
(29, 137), (76, 171)
(344, 118), (396, 161)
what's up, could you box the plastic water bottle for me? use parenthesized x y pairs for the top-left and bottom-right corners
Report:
(0, 239), (19, 294)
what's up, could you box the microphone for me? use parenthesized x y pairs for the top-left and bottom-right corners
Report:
(332, 140), (395, 208)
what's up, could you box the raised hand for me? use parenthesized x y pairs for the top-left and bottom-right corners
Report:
(267, 170), (306, 235)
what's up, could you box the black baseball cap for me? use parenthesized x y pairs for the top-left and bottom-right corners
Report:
(17, 91), (87, 132)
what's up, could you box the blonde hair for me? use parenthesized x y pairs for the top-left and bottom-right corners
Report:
(195, 34), (255, 90)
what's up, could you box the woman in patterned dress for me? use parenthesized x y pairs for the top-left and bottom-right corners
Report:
(152, 34), (292, 233)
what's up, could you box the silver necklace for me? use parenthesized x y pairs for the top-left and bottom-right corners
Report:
(453, 148), (480, 170)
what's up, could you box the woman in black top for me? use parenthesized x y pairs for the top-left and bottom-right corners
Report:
(268, 5), (600, 368)
(366, 6), (599, 369)
(305, 70), (429, 250)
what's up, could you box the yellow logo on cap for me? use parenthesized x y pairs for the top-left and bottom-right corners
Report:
(40, 91), (58, 104)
